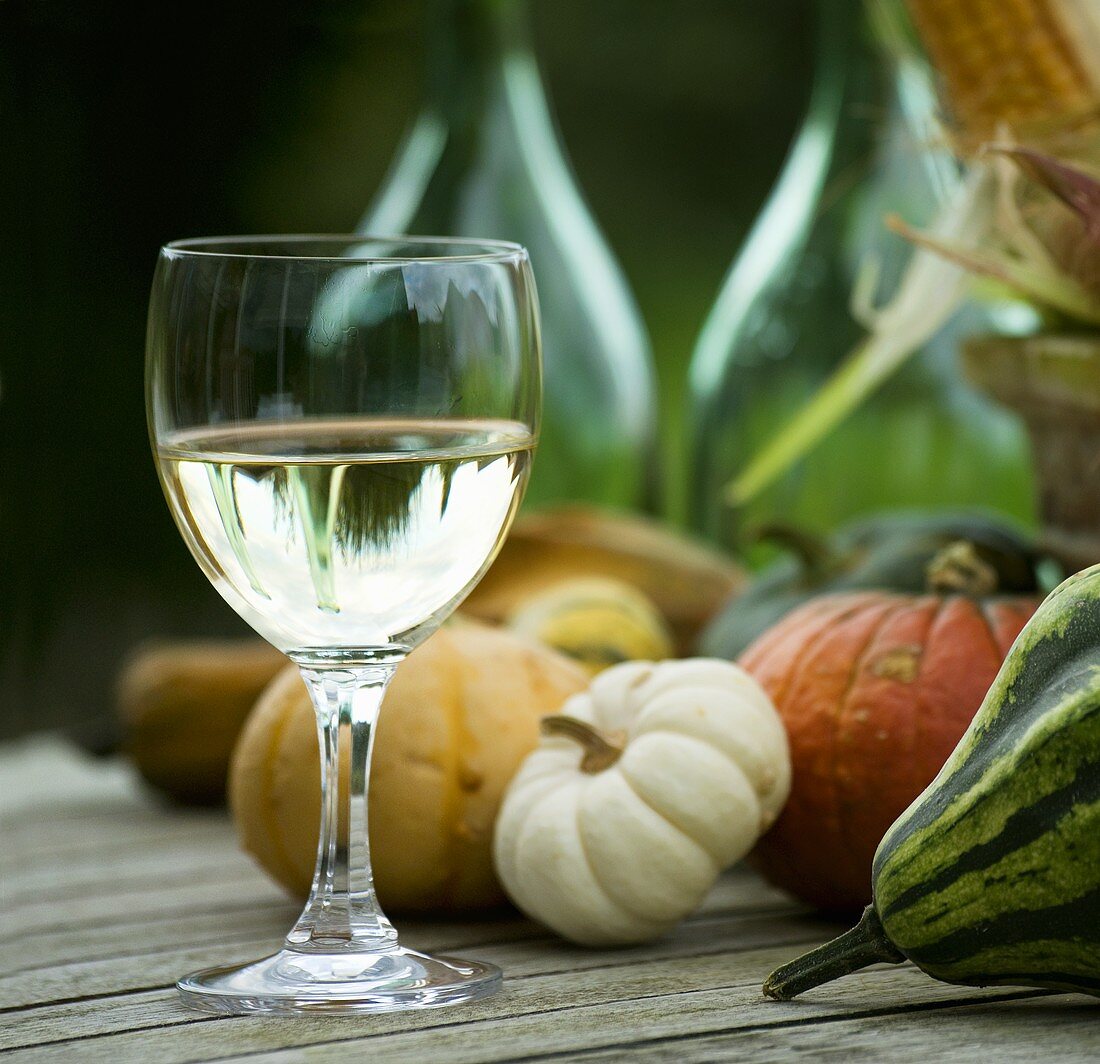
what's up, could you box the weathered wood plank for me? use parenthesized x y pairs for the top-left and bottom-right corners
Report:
(0, 739), (135, 817)
(0, 857), (789, 978)
(4, 739), (1097, 1064)
(0, 954), (1058, 1064)
(0, 905), (818, 1012)
(0, 802), (232, 860)
(546, 994), (1100, 1064)
(0, 851), (265, 916)
(0, 906), (294, 979)
(0, 824), (239, 887)
(0, 875), (290, 944)
(0, 893), (796, 990)
(0, 741), (233, 875)
(4, 832), (243, 898)
(1, 944), (780, 1052)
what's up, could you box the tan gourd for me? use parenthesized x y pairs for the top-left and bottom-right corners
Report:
(463, 506), (744, 653)
(493, 659), (791, 946)
(230, 620), (587, 912)
(117, 639), (287, 804)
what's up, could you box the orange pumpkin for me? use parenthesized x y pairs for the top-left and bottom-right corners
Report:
(739, 547), (1038, 912)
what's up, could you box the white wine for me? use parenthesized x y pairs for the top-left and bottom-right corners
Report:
(157, 418), (534, 655)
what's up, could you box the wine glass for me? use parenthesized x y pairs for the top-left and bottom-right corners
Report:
(146, 235), (540, 1015)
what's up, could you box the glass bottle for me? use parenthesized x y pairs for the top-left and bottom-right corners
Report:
(687, 0), (1034, 549)
(360, 0), (657, 510)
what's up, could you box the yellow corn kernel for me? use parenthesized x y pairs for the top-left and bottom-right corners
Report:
(906, 0), (1099, 139)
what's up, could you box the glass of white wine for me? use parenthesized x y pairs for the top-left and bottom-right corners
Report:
(146, 235), (540, 1015)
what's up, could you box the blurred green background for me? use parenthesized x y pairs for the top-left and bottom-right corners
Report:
(0, 0), (813, 737)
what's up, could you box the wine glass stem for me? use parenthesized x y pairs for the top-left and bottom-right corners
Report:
(284, 661), (400, 954)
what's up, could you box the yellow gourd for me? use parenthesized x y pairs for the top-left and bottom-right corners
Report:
(508, 577), (674, 675)
(230, 620), (587, 912)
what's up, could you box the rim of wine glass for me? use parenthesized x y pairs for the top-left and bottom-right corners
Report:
(162, 234), (529, 264)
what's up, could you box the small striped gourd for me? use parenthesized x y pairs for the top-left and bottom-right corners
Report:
(763, 563), (1100, 1000)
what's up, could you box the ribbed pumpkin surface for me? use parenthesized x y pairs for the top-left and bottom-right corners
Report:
(740, 590), (1037, 911)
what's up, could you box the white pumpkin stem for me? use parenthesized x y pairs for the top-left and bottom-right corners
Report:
(541, 715), (626, 773)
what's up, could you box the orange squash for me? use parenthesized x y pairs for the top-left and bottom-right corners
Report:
(739, 543), (1039, 911)
(230, 619), (588, 912)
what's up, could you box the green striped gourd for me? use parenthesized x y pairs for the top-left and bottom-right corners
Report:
(763, 563), (1100, 1000)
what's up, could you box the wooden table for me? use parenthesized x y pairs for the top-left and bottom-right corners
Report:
(2, 738), (1098, 1063)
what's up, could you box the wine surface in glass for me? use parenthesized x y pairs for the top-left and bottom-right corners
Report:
(157, 417), (533, 655)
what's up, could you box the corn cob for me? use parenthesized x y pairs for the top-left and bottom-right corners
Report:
(905, 0), (1100, 140)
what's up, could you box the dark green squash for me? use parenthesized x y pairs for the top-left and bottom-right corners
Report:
(762, 563), (1100, 1000)
(698, 510), (1045, 659)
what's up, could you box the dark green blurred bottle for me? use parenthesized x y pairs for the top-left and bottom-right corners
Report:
(360, 0), (656, 510)
(687, 0), (1034, 549)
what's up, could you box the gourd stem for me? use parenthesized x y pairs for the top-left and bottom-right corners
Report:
(541, 714), (625, 773)
(926, 540), (998, 596)
(762, 905), (905, 1000)
(751, 522), (838, 580)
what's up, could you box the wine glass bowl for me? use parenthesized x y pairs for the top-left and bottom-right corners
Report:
(146, 236), (540, 1014)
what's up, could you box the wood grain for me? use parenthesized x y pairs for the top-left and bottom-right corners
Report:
(2, 739), (1096, 1063)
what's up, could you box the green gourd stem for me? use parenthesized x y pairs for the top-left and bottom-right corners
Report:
(762, 905), (905, 1000)
(926, 540), (998, 596)
(751, 522), (842, 582)
(541, 715), (625, 773)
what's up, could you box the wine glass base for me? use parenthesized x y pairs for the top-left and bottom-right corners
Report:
(177, 944), (502, 1016)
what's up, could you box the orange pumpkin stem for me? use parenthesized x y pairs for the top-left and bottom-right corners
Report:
(926, 540), (999, 596)
(541, 715), (625, 773)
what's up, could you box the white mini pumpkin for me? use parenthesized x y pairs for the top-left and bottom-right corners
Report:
(493, 658), (791, 946)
